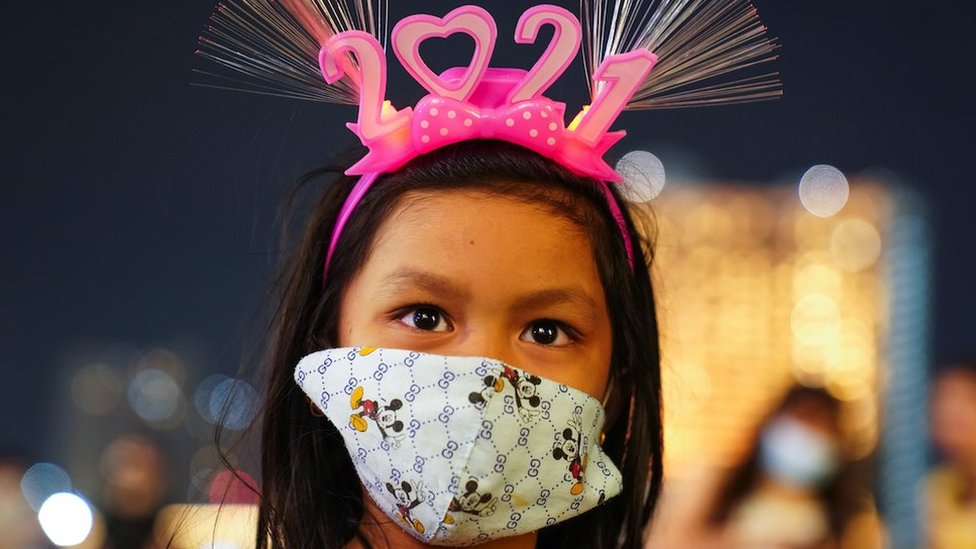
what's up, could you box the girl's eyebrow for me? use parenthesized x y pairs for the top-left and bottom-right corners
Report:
(380, 268), (598, 315)
(381, 268), (470, 301)
(511, 288), (599, 316)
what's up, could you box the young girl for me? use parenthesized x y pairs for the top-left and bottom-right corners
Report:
(260, 140), (661, 548)
(196, 1), (779, 547)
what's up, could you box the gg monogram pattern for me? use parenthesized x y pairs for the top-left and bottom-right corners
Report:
(293, 347), (623, 545)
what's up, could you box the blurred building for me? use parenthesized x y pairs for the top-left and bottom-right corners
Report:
(642, 174), (930, 548)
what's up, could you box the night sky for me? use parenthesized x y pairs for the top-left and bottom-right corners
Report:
(2, 1), (974, 463)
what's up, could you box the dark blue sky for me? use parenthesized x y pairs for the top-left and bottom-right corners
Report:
(2, 1), (974, 459)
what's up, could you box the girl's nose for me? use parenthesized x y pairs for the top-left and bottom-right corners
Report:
(451, 325), (518, 366)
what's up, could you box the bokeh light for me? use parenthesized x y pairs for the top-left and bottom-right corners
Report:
(98, 434), (166, 518)
(793, 262), (842, 295)
(37, 492), (93, 546)
(194, 374), (232, 424)
(71, 363), (122, 416)
(209, 379), (259, 431)
(791, 293), (842, 346)
(21, 462), (72, 511)
(831, 218), (883, 272)
(128, 368), (184, 426)
(208, 469), (259, 505)
(615, 150), (666, 202)
(799, 164), (849, 217)
(137, 348), (187, 382)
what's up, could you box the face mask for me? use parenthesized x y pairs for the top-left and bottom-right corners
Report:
(759, 416), (840, 489)
(294, 347), (622, 546)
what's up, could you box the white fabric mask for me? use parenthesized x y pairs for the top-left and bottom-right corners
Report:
(759, 416), (840, 489)
(294, 347), (623, 546)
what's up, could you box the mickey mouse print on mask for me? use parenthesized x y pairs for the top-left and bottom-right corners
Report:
(349, 385), (405, 446)
(294, 347), (622, 546)
(468, 366), (543, 422)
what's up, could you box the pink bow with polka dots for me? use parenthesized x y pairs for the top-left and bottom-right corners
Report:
(412, 95), (565, 157)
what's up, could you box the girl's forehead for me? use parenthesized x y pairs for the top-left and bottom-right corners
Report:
(380, 189), (590, 250)
(365, 191), (605, 300)
(395, 187), (588, 226)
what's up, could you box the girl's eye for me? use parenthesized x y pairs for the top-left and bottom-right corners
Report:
(398, 306), (451, 332)
(520, 320), (573, 347)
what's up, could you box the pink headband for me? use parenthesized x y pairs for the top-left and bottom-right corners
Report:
(319, 5), (657, 275)
(197, 1), (781, 279)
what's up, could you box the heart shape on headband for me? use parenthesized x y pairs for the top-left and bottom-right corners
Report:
(392, 5), (497, 102)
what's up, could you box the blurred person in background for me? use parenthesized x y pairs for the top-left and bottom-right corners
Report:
(927, 357), (976, 548)
(98, 434), (166, 549)
(686, 386), (880, 549)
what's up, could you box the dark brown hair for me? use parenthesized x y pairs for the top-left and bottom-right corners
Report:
(254, 140), (662, 548)
(935, 356), (976, 380)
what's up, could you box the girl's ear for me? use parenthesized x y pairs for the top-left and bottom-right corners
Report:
(306, 395), (325, 417)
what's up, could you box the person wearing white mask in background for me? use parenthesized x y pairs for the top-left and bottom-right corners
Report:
(684, 386), (882, 549)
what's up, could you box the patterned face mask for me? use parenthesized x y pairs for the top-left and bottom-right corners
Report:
(294, 347), (622, 546)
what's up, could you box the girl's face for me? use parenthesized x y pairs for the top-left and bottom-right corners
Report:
(338, 189), (613, 400)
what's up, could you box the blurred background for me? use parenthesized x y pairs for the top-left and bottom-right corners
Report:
(2, 1), (974, 548)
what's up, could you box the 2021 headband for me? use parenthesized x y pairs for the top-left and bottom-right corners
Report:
(197, 0), (781, 276)
(323, 5), (654, 271)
